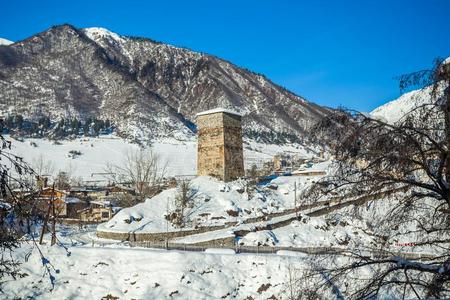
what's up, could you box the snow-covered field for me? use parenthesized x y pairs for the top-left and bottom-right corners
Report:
(8, 134), (314, 182)
(2, 240), (312, 300)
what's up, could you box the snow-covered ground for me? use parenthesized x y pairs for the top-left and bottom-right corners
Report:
(2, 240), (313, 300)
(2, 216), (435, 300)
(238, 214), (373, 248)
(8, 134), (315, 182)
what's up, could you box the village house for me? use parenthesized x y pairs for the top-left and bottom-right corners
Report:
(78, 200), (115, 223)
(68, 186), (126, 221)
(273, 154), (289, 171)
(36, 187), (89, 219)
(106, 185), (136, 198)
(272, 153), (309, 175)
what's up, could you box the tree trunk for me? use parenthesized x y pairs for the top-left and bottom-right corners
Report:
(444, 78), (450, 208)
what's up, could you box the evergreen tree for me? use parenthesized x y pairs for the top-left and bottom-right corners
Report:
(83, 118), (92, 135)
(14, 115), (23, 129)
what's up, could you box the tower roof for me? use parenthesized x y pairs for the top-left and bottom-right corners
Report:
(196, 108), (242, 117)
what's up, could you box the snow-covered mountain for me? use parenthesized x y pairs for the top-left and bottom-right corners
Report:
(0, 24), (329, 143)
(370, 87), (433, 124)
(0, 37), (13, 45)
(371, 57), (449, 124)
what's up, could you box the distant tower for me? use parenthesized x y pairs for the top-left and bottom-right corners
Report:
(196, 108), (244, 182)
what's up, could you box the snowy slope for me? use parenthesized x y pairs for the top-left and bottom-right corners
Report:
(0, 37), (13, 45)
(370, 87), (434, 124)
(97, 173), (329, 234)
(238, 215), (373, 248)
(444, 57), (450, 65)
(371, 57), (449, 124)
(2, 215), (437, 299)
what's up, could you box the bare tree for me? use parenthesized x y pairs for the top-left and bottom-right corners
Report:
(171, 180), (196, 227)
(284, 265), (303, 300)
(21, 154), (55, 189)
(54, 171), (70, 190)
(246, 164), (259, 181)
(106, 148), (167, 204)
(31, 154), (55, 178)
(284, 266), (326, 300)
(0, 133), (58, 291)
(299, 58), (450, 299)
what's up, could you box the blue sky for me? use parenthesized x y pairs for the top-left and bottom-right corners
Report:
(1, 0), (449, 112)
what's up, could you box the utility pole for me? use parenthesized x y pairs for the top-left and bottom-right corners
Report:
(39, 198), (51, 245)
(39, 183), (55, 245)
(294, 181), (298, 218)
(51, 184), (57, 246)
(165, 197), (169, 249)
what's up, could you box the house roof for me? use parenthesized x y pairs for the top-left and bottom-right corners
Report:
(70, 186), (106, 192)
(108, 185), (135, 192)
(0, 201), (11, 210)
(70, 187), (90, 192)
(195, 108), (242, 117)
(90, 200), (112, 207)
(41, 187), (67, 194)
(65, 197), (83, 204)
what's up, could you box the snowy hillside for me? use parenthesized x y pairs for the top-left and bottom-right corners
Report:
(99, 171), (440, 253)
(0, 37), (13, 45)
(370, 86), (434, 123)
(371, 57), (449, 123)
(97, 174), (330, 234)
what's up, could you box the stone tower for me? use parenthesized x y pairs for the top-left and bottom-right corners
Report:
(196, 108), (244, 182)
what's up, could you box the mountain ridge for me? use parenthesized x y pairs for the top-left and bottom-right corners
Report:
(0, 24), (329, 143)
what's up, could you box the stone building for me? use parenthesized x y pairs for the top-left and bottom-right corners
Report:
(196, 108), (244, 182)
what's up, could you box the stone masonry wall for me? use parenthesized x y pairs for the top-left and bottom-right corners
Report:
(97, 224), (227, 242)
(197, 113), (225, 179)
(197, 111), (244, 181)
(223, 113), (244, 181)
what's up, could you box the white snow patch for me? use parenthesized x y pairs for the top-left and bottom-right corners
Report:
(0, 37), (13, 45)
(277, 250), (308, 257)
(83, 27), (125, 43)
(442, 56), (450, 66)
(204, 248), (235, 255)
(196, 107), (242, 117)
